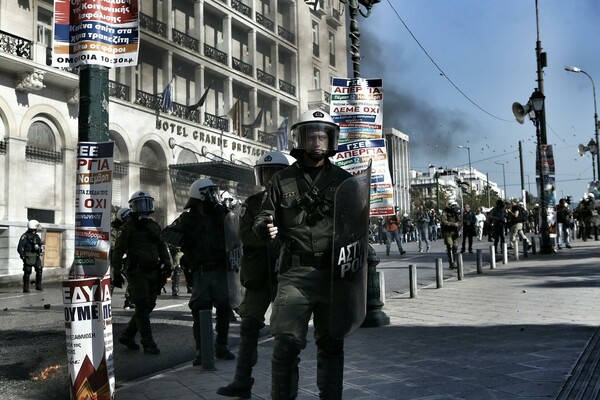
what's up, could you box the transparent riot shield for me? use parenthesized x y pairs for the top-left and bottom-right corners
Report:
(224, 208), (244, 309)
(330, 163), (372, 340)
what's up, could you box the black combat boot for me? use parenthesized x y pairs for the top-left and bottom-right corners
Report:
(140, 337), (160, 355)
(192, 312), (203, 366)
(447, 248), (455, 269)
(215, 305), (235, 360)
(119, 319), (140, 350)
(22, 274), (30, 293)
(316, 352), (344, 400)
(35, 271), (43, 291)
(217, 317), (261, 398)
(171, 267), (180, 297)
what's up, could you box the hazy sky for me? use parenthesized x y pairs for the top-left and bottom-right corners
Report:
(356, 0), (600, 202)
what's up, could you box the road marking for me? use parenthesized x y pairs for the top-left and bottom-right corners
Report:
(0, 293), (44, 300)
(154, 302), (188, 311)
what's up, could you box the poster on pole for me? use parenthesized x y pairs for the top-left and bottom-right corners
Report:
(71, 142), (114, 279)
(63, 276), (114, 400)
(53, 0), (139, 68)
(330, 77), (394, 216)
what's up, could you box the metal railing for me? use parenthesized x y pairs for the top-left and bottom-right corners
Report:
(0, 140), (6, 155)
(25, 146), (63, 164)
(204, 43), (228, 65)
(135, 89), (159, 109)
(277, 26), (295, 44)
(257, 68), (275, 87)
(172, 28), (199, 52)
(108, 80), (130, 101)
(0, 30), (32, 60)
(257, 131), (277, 147)
(256, 12), (274, 31)
(232, 0), (252, 18)
(233, 57), (253, 76)
(139, 13), (167, 37)
(279, 79), (296, 96)
(204, 112), (229, 131)
(140, 167), (166, 184)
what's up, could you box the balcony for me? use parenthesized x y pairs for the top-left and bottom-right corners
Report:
(307, 89), (331, 110)
(257, 131), (277, 147)
(172, 28), (199, 52)
(26, 146), (63, 164)
(109, 80), (130, 101)
(204, 43), (228, 65)
(256, 12), (274, 31)
(0, 30), (32, 60)
(204, 112), (229, 131)
(277, 26), (295, 44)
(232, 0), (252, 18)
(257, 68), (275, 87)
(135, 89), (159, 110)
(233, 57), (253, 77)
(279, 79), (295, 96)
(326, 7), (343, 28)
(139, 13), (167, 38)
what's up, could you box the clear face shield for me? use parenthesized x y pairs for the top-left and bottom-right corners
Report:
(130, 197), (154, 215)
(293, 123), (339, 160)
(201, 186), (221, 205)
(254, 165), (286, 187)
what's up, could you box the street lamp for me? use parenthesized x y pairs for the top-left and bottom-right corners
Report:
(577, 139), (598, 180)
(338, 0), (380, 77)
(565, 66), (600, 180)
(494, 161), (506, 199)
(457, 145), (472, 192)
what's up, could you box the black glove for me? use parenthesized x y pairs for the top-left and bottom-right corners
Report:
(112, 271), (125, 289)
(161, 263), (173, 279)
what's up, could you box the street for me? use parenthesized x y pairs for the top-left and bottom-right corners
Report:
(0, 234), (495, 400)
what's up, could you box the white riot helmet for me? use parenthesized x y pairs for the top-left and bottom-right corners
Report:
(129, 191), (155, 215)
(116, 207), (131, 222)
(589, 193), (595, 199)
(27, 219), (40, 230)
(220, 190), (238, 210)
(290, 110), (340, 160)
(254, 151), (293, 186)
(185, 178), (220, 209)
(447, 200), (458, 209)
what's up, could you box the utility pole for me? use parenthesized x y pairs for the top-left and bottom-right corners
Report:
(519, 141), (526, 204)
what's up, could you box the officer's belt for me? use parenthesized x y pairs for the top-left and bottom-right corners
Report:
(293, 251), (332, 270)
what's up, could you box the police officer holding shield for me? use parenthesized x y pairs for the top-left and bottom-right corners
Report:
(17, 220), (44, 292)
(217, 151), (293, 398)
(254, 110), (352, 399)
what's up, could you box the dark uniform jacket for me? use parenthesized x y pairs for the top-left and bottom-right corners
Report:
(111, 218), (170, 275)
(254, 160), (351, 261)
(441, 208), (460, 238)
(17, 230), (43, 266)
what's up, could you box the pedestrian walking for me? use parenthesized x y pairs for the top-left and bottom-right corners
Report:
(556, 198), (572, 249)
(161, 178), (236, 365)
(488, 199), (507, 253)
(441, 200), (461, 269)
(169, 245), (184, 296)
(506, 200), (532, 251)
(253, 110), (353, 399)
(414, 205), (430, 252)
(475, 207), (486, 241)
(460, 204), (476, 253)
(112, 191), (172, 355)
(217, 151), (293, 398)
(384, 213), (406, 256)
(17, 220), (44, 292)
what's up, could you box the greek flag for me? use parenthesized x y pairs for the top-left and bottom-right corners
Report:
(304, 0), (321, 11)
(276, 117), (289, 151)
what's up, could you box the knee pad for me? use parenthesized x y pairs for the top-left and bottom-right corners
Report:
(272, 335), (300, 363)
(316, 336), (343, 357)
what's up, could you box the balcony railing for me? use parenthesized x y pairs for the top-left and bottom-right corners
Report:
(257, 68), (275, 87)
(108, 80), (130, 101)
(279, 79), (295, 96)
(233, 57), (253, 77)
(204, 112), (229, 131)
(26, 146), (63, 164)
(324, 91), (331, 104)
(0, 30), (32, 60)
(135, 89), (160, 109)
(140, 13), (167, 38)
(204, 43), (228, 65)
(257, 131), (277, 147)
(256, 12), (274, 31)
(232, 0), (252, 18)
(140, 167), (166, 183)
(114, 162), (128, 177)
(277, 26), (295, 44)
(0, 140), (6, 155)
(172, 28), (199, 52)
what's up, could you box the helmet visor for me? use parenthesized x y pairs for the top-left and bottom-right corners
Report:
(130, 197), (154, 214)
(292, 122), (339, 153)
(201, 186), (221, 204)
(254, 164), (287, 187)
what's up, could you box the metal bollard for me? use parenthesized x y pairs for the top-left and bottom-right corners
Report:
(523, 237), (529, 258)
(457, 253), (464, 280)
(490, 245), (496, 269)
(199, 310), (216, 370)
(476, 249), (483, 274)
(531, 236), (537, 255)
(514, 240), (519, 261)
(435, 258), (443, 288)
(502, 243), (508, 265)
(409, 264), (417, 298)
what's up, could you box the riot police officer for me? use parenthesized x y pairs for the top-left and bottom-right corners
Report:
(17, 220), (44, 292)
(111, 207), (135, 308)
(441, 200), (461, 269)
(112, 191), (171, 355)
(254, 110), (352, 399)
(217, 151), (293, 398)
(161, 178), (236, 365)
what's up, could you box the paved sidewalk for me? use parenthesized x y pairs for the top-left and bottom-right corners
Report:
(118, 241), (600, 399)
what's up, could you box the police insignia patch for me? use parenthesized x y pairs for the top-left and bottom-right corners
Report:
(240, 206), (246, 218)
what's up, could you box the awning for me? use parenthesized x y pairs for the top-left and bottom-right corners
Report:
(169, 161), (254, 184)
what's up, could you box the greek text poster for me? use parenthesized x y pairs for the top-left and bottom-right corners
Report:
(72, 142), (113, 279)
(53, 0), (139, 68)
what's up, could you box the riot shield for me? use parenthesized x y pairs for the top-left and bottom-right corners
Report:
(224, 207), (244, 309)
(330, 163), (372, 340)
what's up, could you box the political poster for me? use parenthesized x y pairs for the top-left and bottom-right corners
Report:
(330, 77), (394, 216)
(63, 276), (115, 400)
(53, 0), (139, 68)
(72, 142), (114, 279)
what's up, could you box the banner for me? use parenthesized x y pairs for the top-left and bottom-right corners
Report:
(63, 277), (115, 400)
(72, 142), (114, 279)
(53, 0), (139, 68)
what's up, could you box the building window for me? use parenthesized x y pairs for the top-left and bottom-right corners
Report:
(313, 68), (321, 90)
(312, 21), (319, 57)
(28, 120), (56, 150)
(328, 31), (335, 67)
(37, 7), (53, 46)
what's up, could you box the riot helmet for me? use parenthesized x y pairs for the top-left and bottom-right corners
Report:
(220, 190), (238, 210)
(116, 207), (131, 223)
(447, 200), (459, 210)
(185, 178), (220, 209)
(129, 191), (155, 216)
(27, 219), (40, 230)
(254, 151), (293, 186)
(290, 110), (339, 160)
